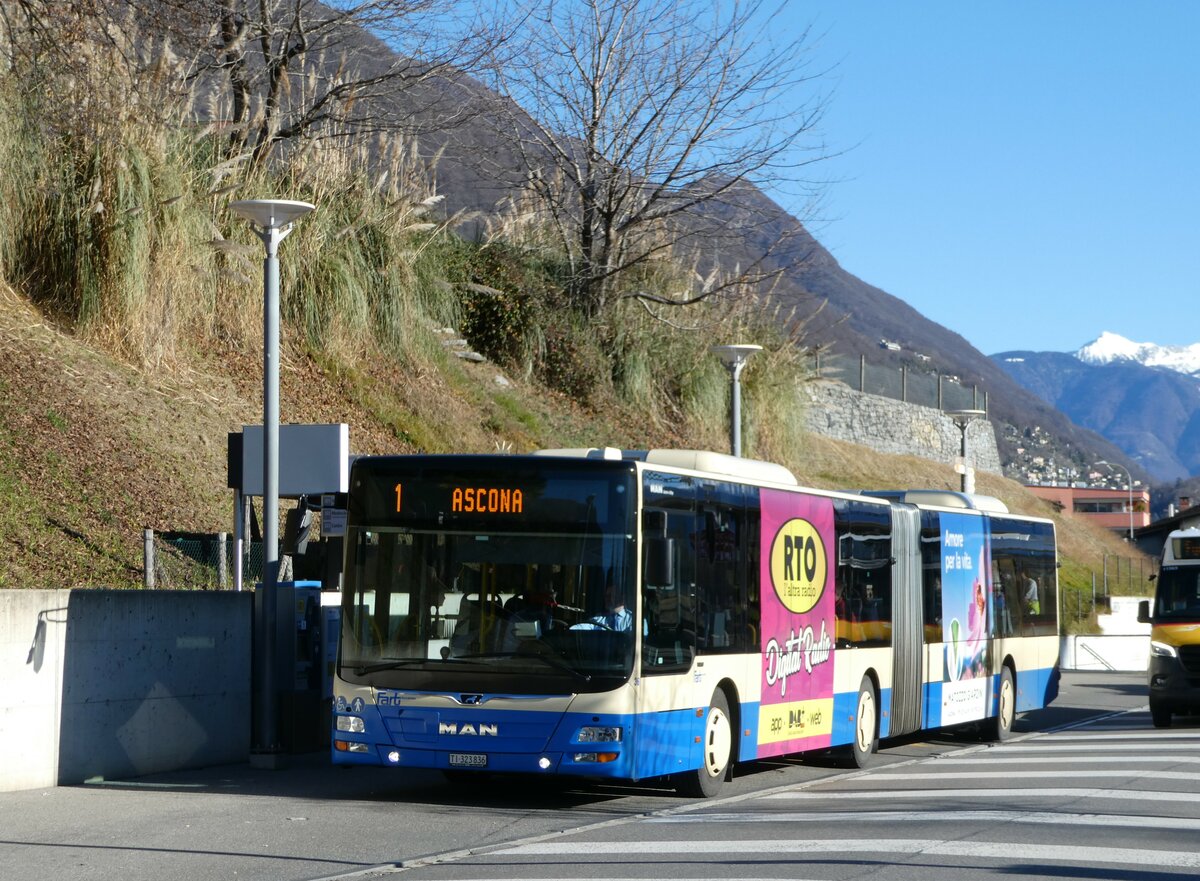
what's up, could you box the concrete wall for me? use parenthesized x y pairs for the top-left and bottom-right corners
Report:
(801, 379), (1002, 475)
(1, 590), (251, 792)
(1060, 635), (1149, 673)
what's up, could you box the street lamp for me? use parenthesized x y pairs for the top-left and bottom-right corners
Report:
(711, 344), (762, 457)
(1095, 460), (1135, 541)
(230, 198), (315, 763)
(947, 409), (986, 494)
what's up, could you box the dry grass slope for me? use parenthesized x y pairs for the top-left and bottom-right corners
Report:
(1, 278), (1146, 623)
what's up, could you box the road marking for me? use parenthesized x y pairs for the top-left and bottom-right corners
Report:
(1036, 731), (1200, 741)
(916, 758), (1200, 768)
(649, 809), (1200, 831)
(987, 742), (1199, 753)
(496, 838), (1200, 869)
(763, 786), (1198, 803)
(864, 769), (1200, 781)
(926, 755), (1200, 764)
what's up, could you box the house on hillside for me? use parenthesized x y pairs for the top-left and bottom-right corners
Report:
(1025, 483), (1151, 539)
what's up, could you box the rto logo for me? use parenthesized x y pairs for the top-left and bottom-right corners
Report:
(769, 518), (827, 614)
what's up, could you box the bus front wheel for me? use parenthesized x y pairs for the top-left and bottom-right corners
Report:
(849, 676), (878, 768)
(676, 690), (733, 798)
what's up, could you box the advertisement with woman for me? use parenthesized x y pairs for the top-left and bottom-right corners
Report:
(939, 511), (992, 725)
(757, 489), (836, 758)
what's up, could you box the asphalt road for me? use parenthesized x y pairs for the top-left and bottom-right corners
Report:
(0, 671), (1170, 880)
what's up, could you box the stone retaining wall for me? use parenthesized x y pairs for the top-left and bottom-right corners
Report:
(801, 379), (1001, 474)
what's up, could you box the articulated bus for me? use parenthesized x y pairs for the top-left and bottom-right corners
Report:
(1140, 527), (1200, 727)
(331, 448), (1060, 796)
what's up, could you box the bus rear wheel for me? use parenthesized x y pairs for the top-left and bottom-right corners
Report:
(676, 690), (732, 798)
(848, 676), (878, 768)
(990, 666), (1016, 741)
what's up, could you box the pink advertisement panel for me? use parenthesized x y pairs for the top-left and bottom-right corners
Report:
(757, 489), (836, 757)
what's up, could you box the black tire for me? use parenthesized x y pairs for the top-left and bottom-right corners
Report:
(990, 665), (1016, 742)
(848, 675), (878, 769)
(1150, 698), (1172, 729)
(676, 690), (733, 798)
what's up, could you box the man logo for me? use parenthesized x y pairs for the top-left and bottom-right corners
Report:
(439, 722), (499, 736)
(769, 517), (828, 614)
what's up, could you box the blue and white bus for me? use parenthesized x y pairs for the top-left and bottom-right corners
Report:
(331, 448), (1059, 796)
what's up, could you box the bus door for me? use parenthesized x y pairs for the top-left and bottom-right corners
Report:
(888, 503), (924, 736)
(635, 497), (705, 778)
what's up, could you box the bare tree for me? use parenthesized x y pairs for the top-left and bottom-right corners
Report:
(201, 1), (517, 166)
(5, 0), (515, 166)
(479, 0), (830, 317)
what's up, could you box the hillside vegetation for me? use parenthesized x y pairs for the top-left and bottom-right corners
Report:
(0, 20), (1148, 635)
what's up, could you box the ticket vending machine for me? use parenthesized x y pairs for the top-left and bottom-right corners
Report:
(254, 580), (326, 753)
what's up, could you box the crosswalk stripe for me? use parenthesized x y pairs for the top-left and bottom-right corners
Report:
(1037, 731), (1200, 741)
(762, 787), (1197, 803)
(926, 755), (1200, 764)
(986, 743), (1199, 753)
(649, 810), (1200, 831)
(496, 839), (1200, 868)
(865, 769), (1200, 781)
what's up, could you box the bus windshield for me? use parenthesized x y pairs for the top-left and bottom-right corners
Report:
(338, 458), (636, 692)
(1154, 565), (1200, 622)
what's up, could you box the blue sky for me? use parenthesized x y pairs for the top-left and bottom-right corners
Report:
(781, 1), (1199, 355)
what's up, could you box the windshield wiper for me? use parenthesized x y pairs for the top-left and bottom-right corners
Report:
(353, 658), (468, 675)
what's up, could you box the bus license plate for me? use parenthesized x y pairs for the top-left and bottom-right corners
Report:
(449, 753), (487, 768)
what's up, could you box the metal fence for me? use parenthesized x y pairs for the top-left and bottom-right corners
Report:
(815, 352), (987, 412)
(144, 531), (264, 590)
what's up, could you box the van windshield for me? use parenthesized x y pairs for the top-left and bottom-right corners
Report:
(1155, 566), (1200, 622)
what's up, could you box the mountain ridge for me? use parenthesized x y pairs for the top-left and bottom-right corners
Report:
(994, 342), (1200, 483)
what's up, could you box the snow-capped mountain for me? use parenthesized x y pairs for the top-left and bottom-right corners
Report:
(994, 336), (1200, 483)
(1076, 331), (1200, 377)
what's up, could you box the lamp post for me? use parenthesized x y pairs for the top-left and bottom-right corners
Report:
(947, 409), (986, 494)
(711, 344), (762, 457)
(230, 199), (314, 762)
(1095, 459), (1135, 541)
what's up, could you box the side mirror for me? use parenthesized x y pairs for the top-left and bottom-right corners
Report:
(1137, 599), (1151, 625)
(645, 537), (675, 588)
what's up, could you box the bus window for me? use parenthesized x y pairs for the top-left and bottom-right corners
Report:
(834, 498), (893, 647)
(991, 516), (1056, 638)
(641, 475), (698, 673)
(695, 481), (754, 654)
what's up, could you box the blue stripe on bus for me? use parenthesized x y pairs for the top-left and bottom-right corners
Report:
(332, 668), (1059, 776)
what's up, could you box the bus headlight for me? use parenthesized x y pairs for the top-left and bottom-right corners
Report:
(576, 726), (622, 743)
(1150, 641), (1178, 658)
(335, 715), (366, 733)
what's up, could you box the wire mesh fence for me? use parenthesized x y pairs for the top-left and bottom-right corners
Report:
(815, 351), (987, 412)
(146, 532), (264, 590)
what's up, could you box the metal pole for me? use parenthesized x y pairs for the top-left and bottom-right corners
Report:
(1127, 482), (1134, 541)
(144, 529), (155, 589)
(233, 490), (244, 592)
(711, 345), (760, 459)
(959, 423), (969, 493)
(261, 231), (282, 754)
(730, 365), (742, 457)
(230, 199), (312, 765)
